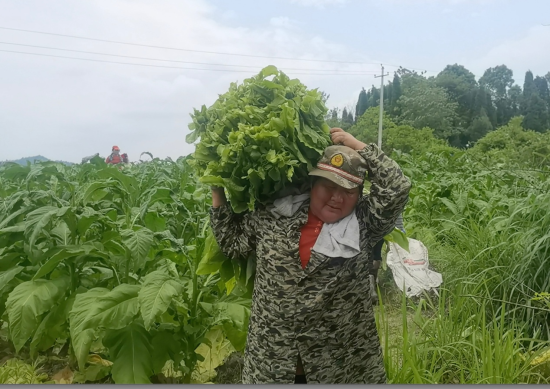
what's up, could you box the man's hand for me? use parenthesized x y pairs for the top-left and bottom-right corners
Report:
(330, 128), (367, 151)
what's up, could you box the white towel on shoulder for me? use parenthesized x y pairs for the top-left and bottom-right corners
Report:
(269, 194), (361, 258)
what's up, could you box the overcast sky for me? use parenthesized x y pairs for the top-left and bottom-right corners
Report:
(1, 0), (549, 163)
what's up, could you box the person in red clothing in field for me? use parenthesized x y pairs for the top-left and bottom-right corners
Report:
(105, 146), (129, 164)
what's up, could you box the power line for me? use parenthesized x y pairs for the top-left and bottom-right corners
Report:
(0, 26), (432, 71)
(0, 41), (379, 74)
(0, 49), (379, 76)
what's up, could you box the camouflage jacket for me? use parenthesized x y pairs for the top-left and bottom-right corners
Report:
(210, 143), (411, 384)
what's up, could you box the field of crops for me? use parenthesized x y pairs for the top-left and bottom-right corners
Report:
(1, 143), (550, 383)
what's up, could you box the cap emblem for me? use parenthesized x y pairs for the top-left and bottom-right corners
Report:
(330, 153), (344, 167)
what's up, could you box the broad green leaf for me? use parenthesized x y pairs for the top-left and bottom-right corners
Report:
(151, 331), (183, 375)
(6, 277), (69, 352)
(73, 364), (112, 384)
(33, 244), (107, 280)
(30, 294), (75, 358)
(0, 252), (22, 272)
(138, 269), (183, 330)
(0, 267), (24, 292)
(87, 284), (141, 330)
(103, 320), (154, 384)
(143, 212), (166, 233)
(261, 65), (279, 77)
(213, 298), (251, 331)
(50, 221), (71, 245)
(196, 231), (227, 275)
(223, 321), (247, 352)
(96, 168), (139, 200)
(69, 288), (109, 370)
(384, 228), (409, 252)
(0, 223), (25, 234)
(24, 206), (60, 247)
(186, 130), (200, 144)
(69, 285), (139, 369)
(0, 206), (29, 229)
(82, 182), (110, 204)
(121, 227), (154, 272)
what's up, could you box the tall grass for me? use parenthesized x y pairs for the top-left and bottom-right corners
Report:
(376, 286), (550, 384)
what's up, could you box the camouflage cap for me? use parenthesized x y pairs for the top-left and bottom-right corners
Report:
(309, 145), (368, 189)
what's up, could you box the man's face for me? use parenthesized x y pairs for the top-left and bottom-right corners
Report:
(113, 149), (120, 155)
(310, 177), (360, 224)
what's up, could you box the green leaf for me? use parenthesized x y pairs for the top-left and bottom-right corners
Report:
(138, 270), (183, 330)
(69, 288), (109, 370)
(223, 321), (247, 352)
(143, 212), (166, 233)
(73, 364), (112, 384)
(261, 65), (279, 77)
(121, 227), (154, 272)
(196, 231), (227, 275)
(186, 130), (200, 144)
(6, 277), (70, 352)
(85, 284), (141, 330)
(30, 294), (75, 358)
(384, 228), (410, 252)
(0, 267), (24, 292)
(33, 244), (107, 280)
(24, 206), (60, 247)
(151, 331), (183, 375)
(69, 285), (140, 370)
(103, 320), (154, 384)
(0, 252), (23, 272)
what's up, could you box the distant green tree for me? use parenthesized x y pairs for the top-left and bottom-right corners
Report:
(342, 107), (349, 122)
(346, 110), (354, 125)
(368, 86), (380, 107)
(534, 76), (550, 107)
(397, 81), (459, 142)
(522, 94), (549, 133)
(355, 88), (369, 119)
(436, 64), (478, 129)
(338, 107), (353, 130)
(479, 65), (514, 100)
(472, 87), (496, 128)
(348, 106), (396, 145)
(521, 70), (536, 114)
(391, 73), (402, 112)
(509, 85), (522, 117)
(467, 109), (494, 144)
(470, 116), (550, 167)
(384, 82), (392, 108)
(479, 65), (515, 126)
(384, 125), (455, 156)
(325, 107), (341, 128)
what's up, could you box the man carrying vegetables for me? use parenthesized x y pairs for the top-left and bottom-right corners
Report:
(210, 127), (411, 384)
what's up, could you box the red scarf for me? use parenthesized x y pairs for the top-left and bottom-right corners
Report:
(299, 209), (324, 269)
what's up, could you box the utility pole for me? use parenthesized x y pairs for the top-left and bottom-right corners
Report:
(374, 64), (389, 149)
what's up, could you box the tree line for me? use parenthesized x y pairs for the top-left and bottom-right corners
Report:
(327, 64), (550, 148)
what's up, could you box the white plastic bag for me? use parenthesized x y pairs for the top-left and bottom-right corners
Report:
(386, 238), (443, 297)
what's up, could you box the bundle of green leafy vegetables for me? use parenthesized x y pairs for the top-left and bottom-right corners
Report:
(186, 65), (331, 213)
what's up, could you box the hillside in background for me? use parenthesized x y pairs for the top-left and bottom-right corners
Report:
(0, 155), (74, 166)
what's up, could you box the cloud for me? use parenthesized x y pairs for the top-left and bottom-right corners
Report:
(371, 0), (495, 4)
(288, 0), (348, 8)
(270, 16), (296, 29)
(0, 0), (376, 162)
(469, 25), (550, 80)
